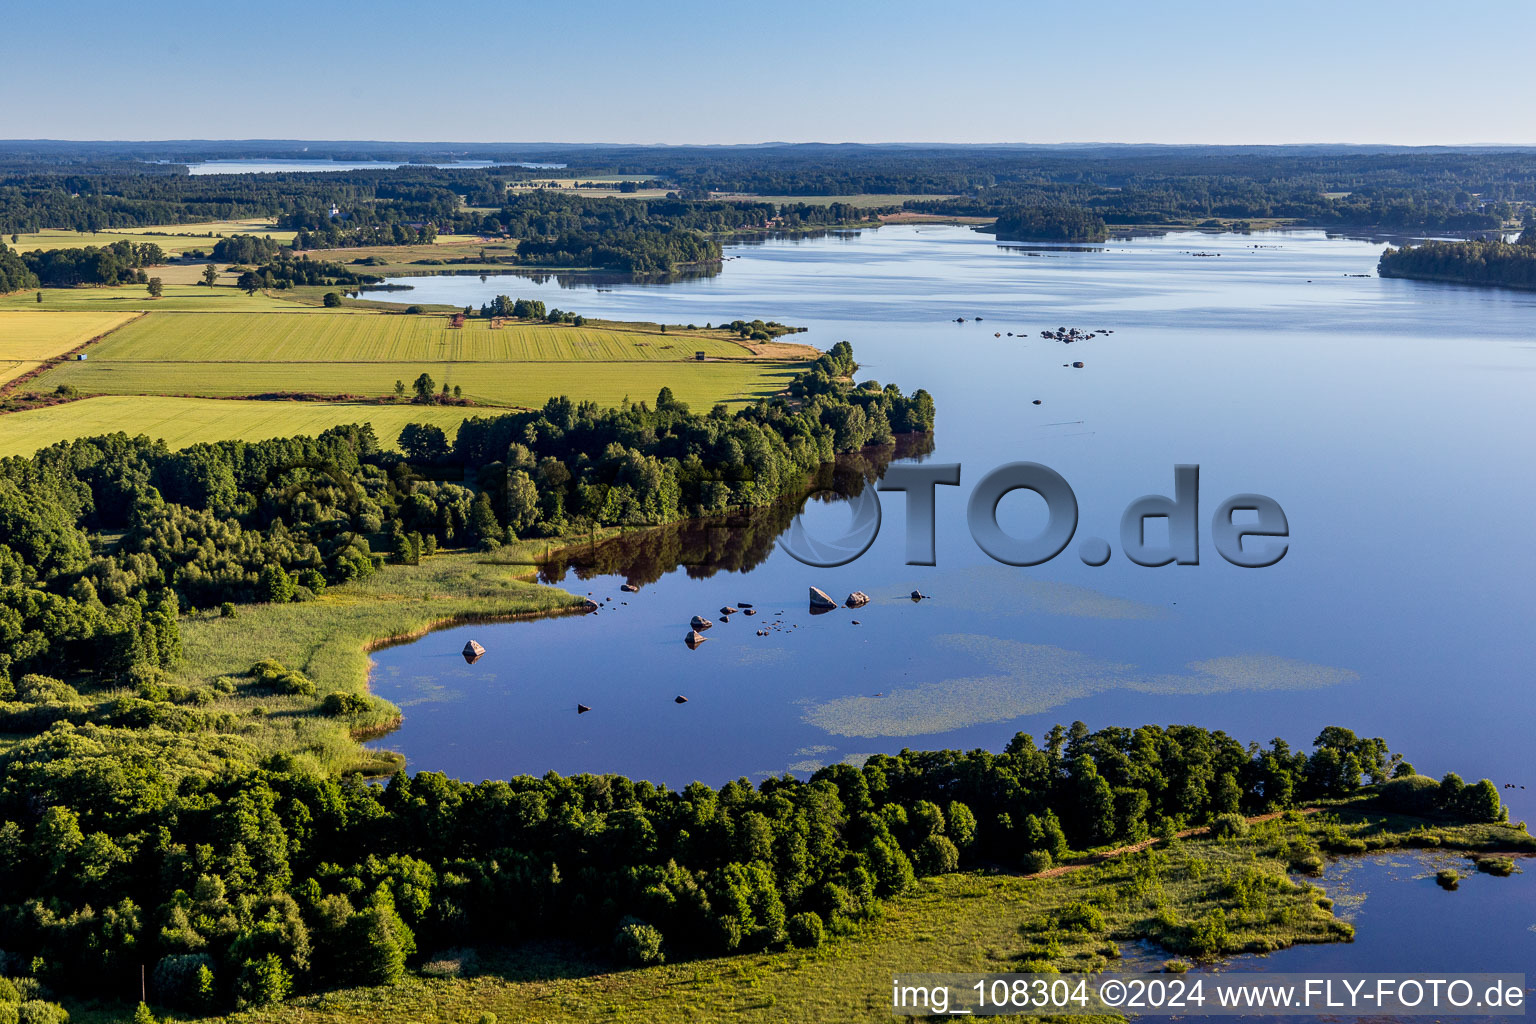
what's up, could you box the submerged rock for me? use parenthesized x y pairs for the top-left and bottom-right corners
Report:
(809, 587), (838, 610)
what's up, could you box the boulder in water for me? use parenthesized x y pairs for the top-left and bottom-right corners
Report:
(685, 630), (709, 647)
(690, 615), (713, 630)
(845, 591), (870, 608)
(462, 640), (486, 658)
(720, 606), (738, 616)
(809, 587), (838, 610)
(674, 695), (689, 704)
(620, 583), (639, 593)
(577, 704), (592, 714)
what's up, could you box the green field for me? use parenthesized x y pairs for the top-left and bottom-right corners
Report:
(3, 307), (812, 451)
(35, 358), (800, 409)
(82, 311), (757, 362)
(19, 308), (807, 416)
(0, 283), (316, 312)
(0, 396), (487, 457)
(9, 218), (293, 254)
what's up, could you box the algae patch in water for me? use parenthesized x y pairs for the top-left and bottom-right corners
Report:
(803, 634), (1358, 738)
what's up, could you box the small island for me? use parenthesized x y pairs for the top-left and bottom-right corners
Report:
(1378, 228), (1536, 290)
(987, 204), (1110, 243)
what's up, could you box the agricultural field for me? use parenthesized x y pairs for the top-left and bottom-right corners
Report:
(0, 309), (138, 384)
(0, 283), (316, 312)
(0, 396), (482, 458)
(2, 303), (814, 453)
(36, 358), (802, 411)
(79, 311), (761, 363)
(7, 218), (292, 254)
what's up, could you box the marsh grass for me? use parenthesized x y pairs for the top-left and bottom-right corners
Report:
(164, 547), (589, 773)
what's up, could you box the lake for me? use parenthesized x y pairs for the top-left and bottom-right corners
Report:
(365, 225), (1536, 836)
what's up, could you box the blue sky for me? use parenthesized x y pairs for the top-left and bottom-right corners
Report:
(5, 0), (1533, 144)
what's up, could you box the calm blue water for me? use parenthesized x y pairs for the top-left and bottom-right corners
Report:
(175, 159), (565, 175)
(366, 226), (1536, 835)
(1210, 851), (1536, 1019)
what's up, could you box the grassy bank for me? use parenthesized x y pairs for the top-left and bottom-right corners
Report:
(70, 804), (1529, 1024)
(168, 546), (592, 773)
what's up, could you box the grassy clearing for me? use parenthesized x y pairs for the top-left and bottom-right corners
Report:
(0, 310), (138, 384)
(36, 358), (801, 410)
(166, 548), (589, 772)
(0, 284), (314, 312)
(0, 396), (485, 457)
(298, 236), (519, 266)
(82, 312), (759, 363)
(75, 808), (1528, 1024)
(8, 219), (292, 254)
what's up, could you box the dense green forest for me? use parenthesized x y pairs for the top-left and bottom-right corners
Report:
(0, 342), (929, 684)
(989, 205), (1109, 242)
(0, 708), (1506, 1012)
(1378, 234), (1536, 289)
(0, 241), (37, 292)
(238, 255), (382, 291)
(22, 240), (168, 287)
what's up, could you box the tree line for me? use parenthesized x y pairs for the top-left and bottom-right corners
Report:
(22, 240), (167, 287)
(0, 716), (1505, 1011)
(0, 241), (37, 293)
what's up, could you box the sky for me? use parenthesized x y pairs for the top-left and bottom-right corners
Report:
(4, 0), (1534, 145)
